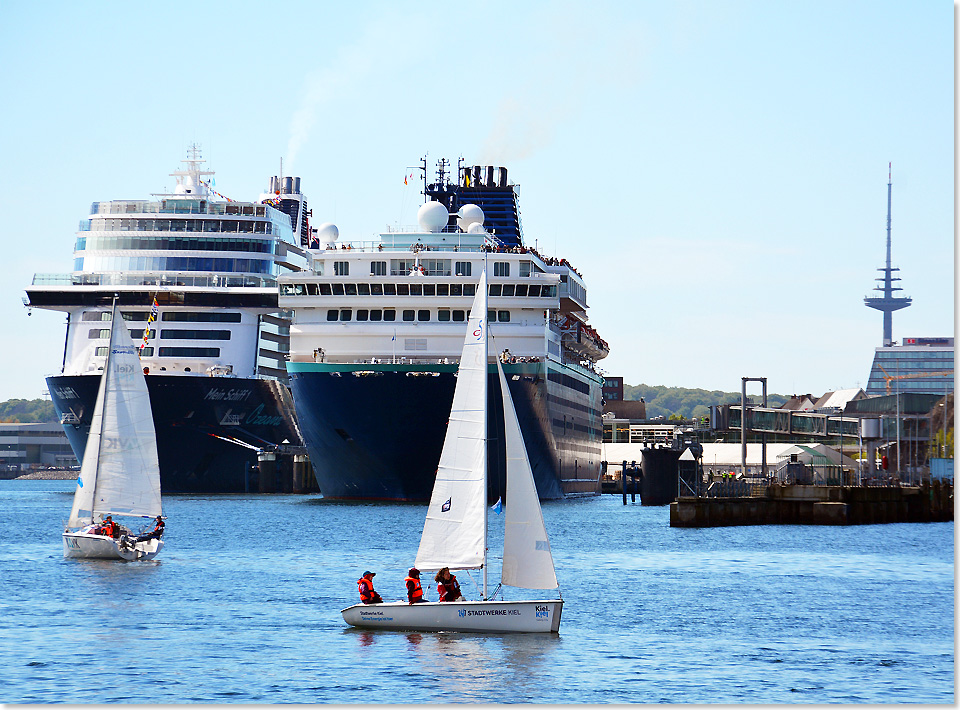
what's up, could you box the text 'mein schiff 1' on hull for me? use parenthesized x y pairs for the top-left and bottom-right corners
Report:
(280, 158), (610, 501)
(25, 147), (308, 493)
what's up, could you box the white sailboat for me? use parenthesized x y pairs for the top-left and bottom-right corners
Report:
(62, 301), (164, 561)
(341, 270), (563, 632)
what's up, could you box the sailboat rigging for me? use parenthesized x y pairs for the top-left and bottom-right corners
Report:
(62, 300), (165, 561)
(341, 269), (563, 632)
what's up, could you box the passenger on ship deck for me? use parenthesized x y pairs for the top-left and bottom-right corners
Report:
(435, 567), (463, 602)
(135, 515), (164, 542)
(405, 568), (426, 604)
(358, 571), (383, 604)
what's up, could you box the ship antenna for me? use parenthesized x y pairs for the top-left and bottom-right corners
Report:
(420, 154), (428, 201)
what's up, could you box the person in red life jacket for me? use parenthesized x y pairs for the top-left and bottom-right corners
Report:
(98, 516), (120, 538)
(435, 567), (463, 602)
(358, 571), (383, 604)
(135, 515), (164, 543)
(405, 568), (426, 604)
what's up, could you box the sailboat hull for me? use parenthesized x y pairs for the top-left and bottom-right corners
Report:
(62, 532), (163, 561)
(341, 599), (562, 633)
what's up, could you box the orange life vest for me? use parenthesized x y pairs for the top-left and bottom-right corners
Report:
(405, 576), (424, 602)
(358, 577), (375, 603)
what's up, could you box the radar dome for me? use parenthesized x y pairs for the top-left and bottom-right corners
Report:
(316, 222), (339, 242)
(466, 222), (485, 234)
(457, 204), (484, 231)
(417, 201), (449, 233)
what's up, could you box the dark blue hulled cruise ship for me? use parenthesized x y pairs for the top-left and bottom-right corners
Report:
(25, 148), (311, 492)
(279, 159), (609, 501)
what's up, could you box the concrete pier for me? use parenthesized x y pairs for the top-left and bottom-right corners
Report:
(670, 481), (953, 527)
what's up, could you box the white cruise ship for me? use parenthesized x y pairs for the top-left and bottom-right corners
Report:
(279, 159), (609, 501)
(25, 148), (311, 492)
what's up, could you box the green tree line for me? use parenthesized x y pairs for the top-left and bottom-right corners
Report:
(623, 384), (788, 420)
(0, 398), (59, 423)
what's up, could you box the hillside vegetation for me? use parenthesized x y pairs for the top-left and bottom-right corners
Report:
(0, 398), (58, 423)
(623, 384), (788, 420)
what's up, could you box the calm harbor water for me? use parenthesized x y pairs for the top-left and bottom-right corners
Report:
(0, 479), (953, 704)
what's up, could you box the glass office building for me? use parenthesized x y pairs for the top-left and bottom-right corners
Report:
(865, 337), (954, 396)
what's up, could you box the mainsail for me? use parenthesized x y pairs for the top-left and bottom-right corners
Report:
(66, 304), (162, 528)
(497, 357), (559, 589)
(415, 271), (488, 572)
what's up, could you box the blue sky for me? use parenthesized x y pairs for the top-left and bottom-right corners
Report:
(1, 0), (954, 400)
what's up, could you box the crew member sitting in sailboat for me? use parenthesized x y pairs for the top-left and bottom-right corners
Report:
(405, 568), (426, 604)
(435, 567), (463, 602)
(135, 515), (165, 542)
(358, 571), (383, 604)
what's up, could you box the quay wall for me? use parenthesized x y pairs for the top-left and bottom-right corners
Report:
(670, 481), (953, 527)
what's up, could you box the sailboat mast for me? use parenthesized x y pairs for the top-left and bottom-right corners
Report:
(90, 298), (119, 520)
(482, 251), (489, 601)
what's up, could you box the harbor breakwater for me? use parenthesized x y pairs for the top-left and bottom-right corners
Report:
(670, 480), (954, 527)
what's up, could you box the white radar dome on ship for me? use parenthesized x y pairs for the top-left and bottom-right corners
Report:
(466, 222), (485, 234)
(457, 204), (484, 231)
(417, 201), (449, 233)
(316, 222), (339, 242)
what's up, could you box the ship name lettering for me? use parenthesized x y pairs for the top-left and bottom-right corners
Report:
(245, 403), (283, 427)
(53, 387), (79, 400)
(204, 388), (252, 402)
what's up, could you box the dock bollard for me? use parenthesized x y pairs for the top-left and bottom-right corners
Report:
(258, 451), (277, 493)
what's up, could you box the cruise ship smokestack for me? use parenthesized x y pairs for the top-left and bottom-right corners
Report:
(486, 166), (494, 186)
(498, 167), (508, 187)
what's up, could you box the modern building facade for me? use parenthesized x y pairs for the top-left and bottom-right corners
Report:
(865, 337), (954, 396)
(0, 423), (79, 471)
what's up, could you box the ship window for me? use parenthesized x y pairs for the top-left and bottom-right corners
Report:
(158, 347), (220, 357)
(320, 283), (332, 295)
(371, 261), (387, 276)
(139, 347), (154, 357)
(402, 310), (415, 321)
(410, 284), (422, 296)
(95, 347), (108, 356)
(498, 310), (510, 322)
(334, 261), (349, 276)
(129, 329), (157, 339)
(436, 284), (449, 296)
(494, 262), (509, 277)
(502, 284), (515, 297)
(464, 284), (476, 297)
(519, 261), (532, 277)
(451, 284), (462, 296)
(452, 310), (465, 322)
(327, 309), (339, 322)
(280, 283), (296, 295)
(357, 309), (368, 321)
(489, 284), (502, 297)
(370, 309), (382, 321)
(397, 284), (409, 296)
(332, 283), (345, 296)
(160, 329), (231, 340)
(515, 284), (528, 297)
(542, 285), (557, 297)
(423, 284), (435, 296)
(88, 328), (110, 339)
(383, 310), (396, 321)
(384, 283), (396, 296)
(357, 283), (370, 295)
(339, 309), (352, 321)
(528, 285), (541, 297)
(345, 283), (357, 296)
(292, 284), (306, 296)
(438, 309), (451, 322)
(455, 261), (472, 276)
(422, 259), (451, 276)
(307, 283), (319, 295)
(371, 283), (383, 295)
(418, 310), (430, 322)
(82, 311), (111, 322)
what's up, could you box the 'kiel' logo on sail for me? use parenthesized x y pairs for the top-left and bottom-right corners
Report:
(441, 498), (451, 512)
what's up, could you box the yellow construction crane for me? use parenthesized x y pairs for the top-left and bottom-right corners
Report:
(877, 364), (954, 394)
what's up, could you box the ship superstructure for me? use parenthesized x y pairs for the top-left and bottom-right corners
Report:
(279, 159), (609, 501)
(25, 147), (310, 492)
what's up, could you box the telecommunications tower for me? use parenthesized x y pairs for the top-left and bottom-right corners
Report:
(864, 163), (912, 346)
